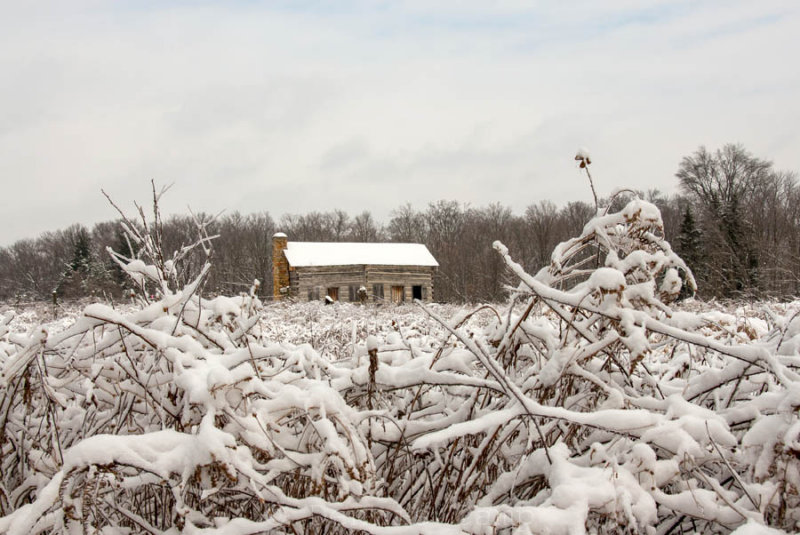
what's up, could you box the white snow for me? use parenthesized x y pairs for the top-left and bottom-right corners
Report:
(2, 197), (798, 534)
(283, 241), (439, 267)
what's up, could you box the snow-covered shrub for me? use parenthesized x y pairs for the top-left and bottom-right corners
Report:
(1, 193), (798, 534)
(430, 197), (798, 533)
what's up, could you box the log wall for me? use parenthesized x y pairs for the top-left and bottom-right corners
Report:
(289, 264), (435, 303)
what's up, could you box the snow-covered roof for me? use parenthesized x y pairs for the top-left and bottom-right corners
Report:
(283, 242), (438, 267)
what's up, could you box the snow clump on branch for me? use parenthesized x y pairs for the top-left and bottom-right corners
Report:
(0, 190), (798, 534)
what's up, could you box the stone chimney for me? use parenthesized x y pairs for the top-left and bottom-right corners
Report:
(272, 232), (289, 300)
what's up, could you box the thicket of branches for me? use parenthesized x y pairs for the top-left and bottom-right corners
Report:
(2, 180), (799, 533)
(1, 144), (797, 303)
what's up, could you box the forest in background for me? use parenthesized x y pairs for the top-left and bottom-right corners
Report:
(1, 144), (798, 303)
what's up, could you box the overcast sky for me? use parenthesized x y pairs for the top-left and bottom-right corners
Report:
(1, 1), (799, 245)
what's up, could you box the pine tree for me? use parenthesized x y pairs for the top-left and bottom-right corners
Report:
(677, 207), (702, 297)
(69, 227), (92, 272)
(678, 208), (701, 268)
(57, 225), (116, 298)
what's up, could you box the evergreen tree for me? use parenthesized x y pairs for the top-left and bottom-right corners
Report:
(677, 207), (702, 298)
(678, 208), (701, 268)
(57, 225), (116, 298)
(69, 226), (92, 272)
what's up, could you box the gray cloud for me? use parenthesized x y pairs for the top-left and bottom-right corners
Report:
(1, 1), (799, 244)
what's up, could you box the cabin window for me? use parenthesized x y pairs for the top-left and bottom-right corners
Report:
(412, 285), (422, 300)
(391, 285), (404, 303)
(348, 285), (358, 302)
(373, 283), (384, 301)
(327, 287), (339, 301)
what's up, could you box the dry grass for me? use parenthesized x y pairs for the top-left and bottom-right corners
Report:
(1, 197), (798, 534)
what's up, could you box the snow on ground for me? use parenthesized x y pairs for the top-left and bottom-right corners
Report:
(1, 198), (800, 534)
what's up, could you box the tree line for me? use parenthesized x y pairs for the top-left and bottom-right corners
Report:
(1, 144), (797, 303)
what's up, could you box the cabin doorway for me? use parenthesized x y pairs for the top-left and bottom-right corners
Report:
(327, 287), (339, 301)
(391, 285), (404, 303)
(412, 285), (422, 300)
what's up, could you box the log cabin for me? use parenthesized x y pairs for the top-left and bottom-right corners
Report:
(272, 233), (438, 303)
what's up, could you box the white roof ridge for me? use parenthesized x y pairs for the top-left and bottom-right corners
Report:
(283, 241), (438, 267)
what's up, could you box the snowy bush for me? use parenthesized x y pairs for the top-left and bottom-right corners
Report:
(1, 194), (799, 533)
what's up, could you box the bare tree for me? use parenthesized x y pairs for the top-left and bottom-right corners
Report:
(523, 200), (562, 271)
(348, 211), (383, 242)
(387, 203), (426, 243)
(677, 144), (774, 296)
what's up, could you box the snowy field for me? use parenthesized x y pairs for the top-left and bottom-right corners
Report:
(1, 199), (799, 534)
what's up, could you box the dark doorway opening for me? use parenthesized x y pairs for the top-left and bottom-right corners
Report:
(412, 285), (422, 300)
